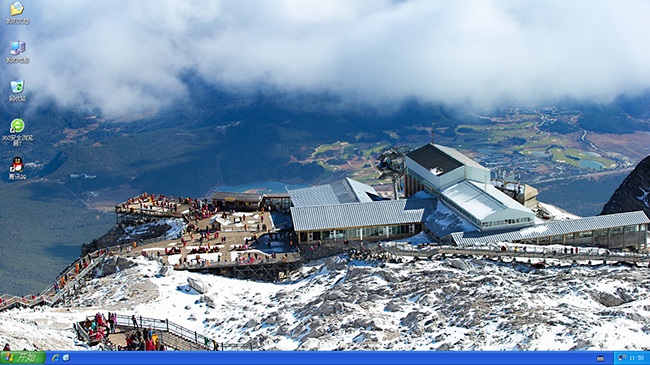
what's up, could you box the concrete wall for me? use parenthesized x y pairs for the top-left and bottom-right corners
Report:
(465, 165), (490, 184)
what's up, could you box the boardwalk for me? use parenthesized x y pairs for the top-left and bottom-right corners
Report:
(0, 250), (107, 312)
(75, 314), (254, 351)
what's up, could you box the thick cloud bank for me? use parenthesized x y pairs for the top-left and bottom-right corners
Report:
(6, 0), (650, 117)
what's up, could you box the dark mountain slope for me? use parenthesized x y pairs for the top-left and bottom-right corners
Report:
(601, 155), (650, 217)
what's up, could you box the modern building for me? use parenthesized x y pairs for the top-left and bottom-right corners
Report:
(288, 178), (420, 243)
(291, 198), (432, 243)
(261, 193), (292, 211)
(285, 140), (649, 251)
(448, 211), (649, 251)
(404, 143), (538, 232)
(211, 192), (262, 212)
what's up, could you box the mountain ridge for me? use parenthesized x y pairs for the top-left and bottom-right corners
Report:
(601, 155), (650, 217)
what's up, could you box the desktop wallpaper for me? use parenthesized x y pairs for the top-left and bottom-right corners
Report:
(0, 0), (649, 352)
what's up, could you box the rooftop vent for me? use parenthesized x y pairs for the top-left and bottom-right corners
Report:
(430, 167), (444, 176)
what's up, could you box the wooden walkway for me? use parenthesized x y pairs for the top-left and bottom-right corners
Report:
(74, 314), (254, 351)
(0, 250), (108, 312)
(175, 252), (303, 281)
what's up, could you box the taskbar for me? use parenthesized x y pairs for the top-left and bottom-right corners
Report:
(0, 350), (647, 365)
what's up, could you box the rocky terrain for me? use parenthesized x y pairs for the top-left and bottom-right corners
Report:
(601, 155), (650, 217)
(2, 251), (650, 351)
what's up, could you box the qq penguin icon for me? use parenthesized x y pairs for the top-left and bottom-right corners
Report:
(10, 156), (23, 172)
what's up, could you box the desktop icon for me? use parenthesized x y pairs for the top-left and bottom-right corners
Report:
(11, 156), (23, 172)
(10, 1), (24, 16)
(11, 80), (23, 94)
(10, 41), (26, 55)
(10, 118), (25, 133)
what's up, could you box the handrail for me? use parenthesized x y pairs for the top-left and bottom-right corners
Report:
(176, 252), (301, 271)
(49, 252), (107, 304)
(114, 314), (212, 350)
(73, 322), (91, 344)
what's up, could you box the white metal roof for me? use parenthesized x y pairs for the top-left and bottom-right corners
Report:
(291, 198), (435, 232)
(441, 180), (534, 222)
(288, 178), (379, 207)
(450, 211), (650, 246)
(442, 181), (505, 220)
(470, 181), (533, 213)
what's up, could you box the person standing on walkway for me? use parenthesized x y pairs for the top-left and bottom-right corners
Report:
(132, 315), (138, 329)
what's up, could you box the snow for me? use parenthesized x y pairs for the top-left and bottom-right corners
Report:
(538, 202), (581, 220)
(3, 244), (650, 352)
(391, 232), (433, 245)
(520, 225), (549, 236)
(423, 199), (476, 236)
(411, 191), (434, 199)
(167, 254), (182, 266)
(123, 218), (186, 241)
(637, 187), (649, 208)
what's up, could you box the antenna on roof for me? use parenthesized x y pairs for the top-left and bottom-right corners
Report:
(431, 122), (435, 144)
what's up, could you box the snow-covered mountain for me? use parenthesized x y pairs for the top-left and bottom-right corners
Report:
(2, 244), (650, 351)
(602, 155), (650, 217)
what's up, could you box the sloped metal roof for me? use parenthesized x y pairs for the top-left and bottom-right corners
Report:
(450, 211), (650, 246)
(291, 198), (436, 231)
(441, 181), (534, 222)
(288, 178), (379, 207)
(442, 181), (504, 220)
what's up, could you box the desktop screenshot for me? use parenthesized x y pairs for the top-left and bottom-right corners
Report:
(1, 1), (650, 364)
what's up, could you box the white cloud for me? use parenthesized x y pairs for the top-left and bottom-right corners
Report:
(6, 0), (650, 117)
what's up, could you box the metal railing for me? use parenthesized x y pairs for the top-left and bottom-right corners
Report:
(111, 314), (255, 351)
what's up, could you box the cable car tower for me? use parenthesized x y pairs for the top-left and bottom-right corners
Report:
(376, 145), (412, 200)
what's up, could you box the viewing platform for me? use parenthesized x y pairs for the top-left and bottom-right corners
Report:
(74, 313), (255, 351)
(114, 193), (197, 223)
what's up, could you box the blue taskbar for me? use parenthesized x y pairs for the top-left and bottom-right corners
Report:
(0, 351), (648, 365)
